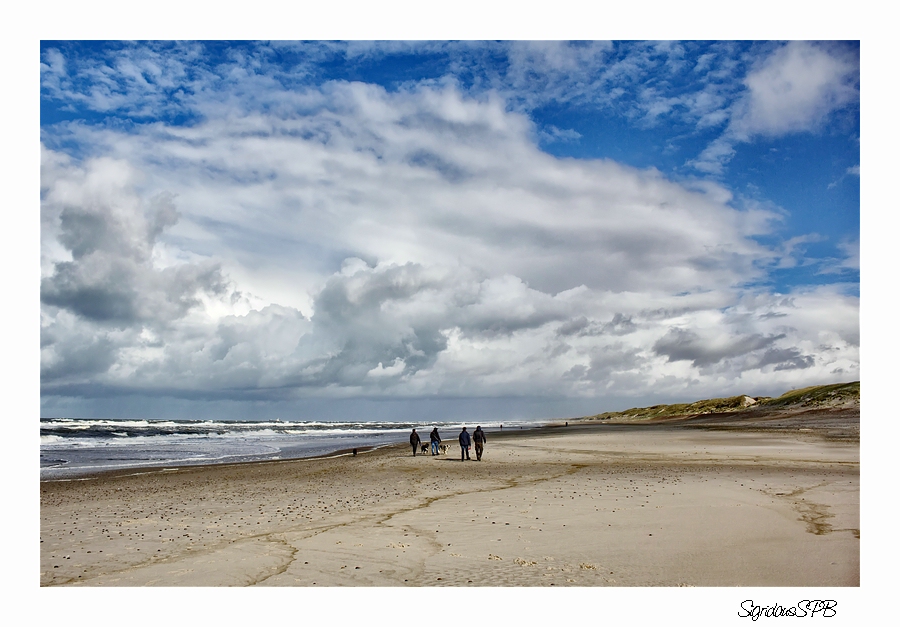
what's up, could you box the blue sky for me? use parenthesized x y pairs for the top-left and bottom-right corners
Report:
(39, 40), (859, 421)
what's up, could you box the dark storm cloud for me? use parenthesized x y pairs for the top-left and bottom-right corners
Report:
(602, 314), (638, 336)
(557, 316), (591, 337)
(41, 190), (229, 326)
(306, 262), (451, 382)
(297, 262), (569, 387)
(40, 332), (118, 382)
(653, 327), (785, 367)
(755, 348), (815, 371)
(584, 345), (644, 382)
(557, 313), (636, 338)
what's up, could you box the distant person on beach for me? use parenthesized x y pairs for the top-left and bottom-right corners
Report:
(458, 427), (472, 461)
(410, 429), (421, 456)
(473, 425), (486, 461)
(430, 427), (442, 456)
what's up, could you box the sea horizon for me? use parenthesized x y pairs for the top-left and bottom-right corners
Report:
(40, 417), (538, 480)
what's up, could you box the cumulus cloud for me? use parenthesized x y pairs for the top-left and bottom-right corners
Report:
(692, 41), (859, 174)
(39, 55), (859, 409)
(40, 151), (230, 327)
(50, 82), (780, 298)
(730, 41), (859, 140)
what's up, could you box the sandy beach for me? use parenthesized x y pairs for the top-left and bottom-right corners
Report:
(40, 416), (858, 587)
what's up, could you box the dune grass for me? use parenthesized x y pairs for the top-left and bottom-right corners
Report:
(580, 381), (859, 422)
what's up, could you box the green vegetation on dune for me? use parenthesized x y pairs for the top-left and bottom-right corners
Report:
(758, 381), (859, 407)
(580, 381), (859, 422)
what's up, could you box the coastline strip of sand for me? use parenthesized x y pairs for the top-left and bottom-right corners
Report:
(41, 423), (858, 587)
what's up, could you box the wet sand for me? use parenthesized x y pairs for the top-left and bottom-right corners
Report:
(40, 420), (858, 587)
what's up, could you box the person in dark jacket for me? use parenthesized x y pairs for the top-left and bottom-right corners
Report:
(430, 427), (441, 456)
(473, 425), (486, 461)
(458, 427), (471, 461)
(410, 429), (421, 456)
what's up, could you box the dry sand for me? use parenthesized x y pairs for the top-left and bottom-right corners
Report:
(40, 420), (858, 587)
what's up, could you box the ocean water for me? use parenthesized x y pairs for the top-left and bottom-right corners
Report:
(40, 418), (528, 480)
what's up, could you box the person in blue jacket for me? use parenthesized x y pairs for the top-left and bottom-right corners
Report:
(458, 427), (472, 461)
(430, 427), (441, 456)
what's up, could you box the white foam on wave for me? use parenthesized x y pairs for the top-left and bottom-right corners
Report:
(39, 417), (543, 479)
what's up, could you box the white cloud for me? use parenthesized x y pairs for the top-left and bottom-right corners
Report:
(38, 42), (754, 137)
(730, 41), (859, 140)
(367, 359), (407, 378)
(838, 239), (860, 272)
(40, 75), (858, 407)
(817, 239), (860, 274)
(691, 41), (859, 174)
(539, 125), (582, 144)
(828, 163), (860, 189)
(41, 43), (204, 118)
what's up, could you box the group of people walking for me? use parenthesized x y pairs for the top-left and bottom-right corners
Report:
(409, 426), (487, 461)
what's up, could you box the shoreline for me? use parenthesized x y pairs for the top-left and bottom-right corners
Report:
(41, 410), (859, 587)
(40, 422), (552, 483)
(42, 400), (858, 483)
(39, 443), (390, 483)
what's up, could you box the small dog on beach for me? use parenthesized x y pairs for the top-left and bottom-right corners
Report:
(439, 444), (449, 454)
(421, 443), (429, 454)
